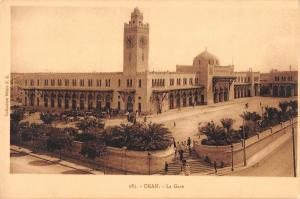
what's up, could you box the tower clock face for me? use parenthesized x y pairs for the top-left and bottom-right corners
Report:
(126, 36), (134, 48)
(139, 36), (147, 48)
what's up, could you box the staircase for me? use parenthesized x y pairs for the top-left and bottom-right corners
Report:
(158, 149), (214, 175)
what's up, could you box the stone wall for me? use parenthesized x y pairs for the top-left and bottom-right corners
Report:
(69, 141), (175, 174)
(194, 120), (296, 166)
(20, 137), (174, 174)
(100, 145), (174, 174)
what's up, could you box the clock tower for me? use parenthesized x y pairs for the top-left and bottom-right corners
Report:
(123, 7), (149, 75)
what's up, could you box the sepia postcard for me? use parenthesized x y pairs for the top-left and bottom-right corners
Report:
(0, 0), (299, 198)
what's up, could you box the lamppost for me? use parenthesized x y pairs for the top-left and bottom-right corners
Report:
(242, 117), (247, 166)
(148, 152), (151, 175)
(231, 144), (234, 171)
(292, 126), (297, 177)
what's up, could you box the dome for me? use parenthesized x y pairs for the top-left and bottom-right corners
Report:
(193, 49), (220, 66)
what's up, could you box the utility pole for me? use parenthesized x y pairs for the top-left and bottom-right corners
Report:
(231, 144), (234, 171)
(292, 127), (297, 177)
(243, 118), (247, 166)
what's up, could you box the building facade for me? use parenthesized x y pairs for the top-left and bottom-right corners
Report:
(260, 69), (298, 97)
(14, 8), (297, 114)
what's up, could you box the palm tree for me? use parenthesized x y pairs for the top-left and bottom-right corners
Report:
(199, 121), (227, 146)
(144, 123), (173, 151)
(104, 122), (173, 151)
(264, 106), (280, 126)
(289, 100), (298, 117)
(240, 111), (261, 138)
(220, 118), (235, 136)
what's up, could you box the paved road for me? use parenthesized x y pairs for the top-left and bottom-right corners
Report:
(229, 131), (297, 177)
(104, 96), (295, 142)
(150, 97), (296, 142)
(10, 150), (89, 174)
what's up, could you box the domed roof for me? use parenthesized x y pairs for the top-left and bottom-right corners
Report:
(193, 49), (220, 66)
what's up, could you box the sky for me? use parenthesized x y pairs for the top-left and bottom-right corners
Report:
(11, 1), (299, 73)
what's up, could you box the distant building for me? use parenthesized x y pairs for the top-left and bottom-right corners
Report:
(12, 8), (297, 114)
(260, 69), (298, 97)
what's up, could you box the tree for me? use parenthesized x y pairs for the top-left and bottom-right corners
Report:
(220, 118), (235, 135)
(103, 122), (173, 151)
(240, 111), (261, 137)
(139, 122), (173, 151)
(278, 101), (289, 121)
(289, 100), (298, 117)
(264, 106), (280, 126)
(199, 121), (227, 146)
(10, 109), (24, 144)
(47, 129), (73, 159)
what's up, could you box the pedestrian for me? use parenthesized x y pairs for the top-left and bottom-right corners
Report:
(179, 149), (184, 161)
(214, 161), (217, 173)
(164, 162), (169, 175)
(144, 116), (147, 122)
(185, 163), (190, 176)
(182, 159), (187, 173)
(183, 141), (187, 150)
(187, 137), (191, 149)
(174, 121), (176, 127)
(173, 138), (176, 148)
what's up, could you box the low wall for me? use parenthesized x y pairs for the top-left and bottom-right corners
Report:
(20, 138), (174, 174)
(194, 119), (297, 166)
(100, 146), (174, 174)
(69, 143), (174, 174)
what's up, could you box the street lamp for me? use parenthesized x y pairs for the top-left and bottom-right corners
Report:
(292, 127), (297, 177)
(148, 152), (151, 175)
(231, 144), (234, 171)
(242, 117), (247, 166)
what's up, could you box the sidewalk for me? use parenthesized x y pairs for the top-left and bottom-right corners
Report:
(10, 145), (104, 175)
(204, 126), (294, 176)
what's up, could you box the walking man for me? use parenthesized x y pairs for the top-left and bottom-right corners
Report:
(173, 138), (176, 148)
(214, 161), (217, 173)
(164, 161), (169, 175)
(187, 137), (191, 149)
(179, 149), (184, 161)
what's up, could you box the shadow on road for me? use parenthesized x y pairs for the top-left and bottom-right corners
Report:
(10, 151), (28, 158)
(28, 160), (59, 166)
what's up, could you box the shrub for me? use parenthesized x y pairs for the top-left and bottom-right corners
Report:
(47, 129), (73, 155)
(80, 140), (106, 159)
(75, 132), (97, 142)
(76, 119), (105, 130)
